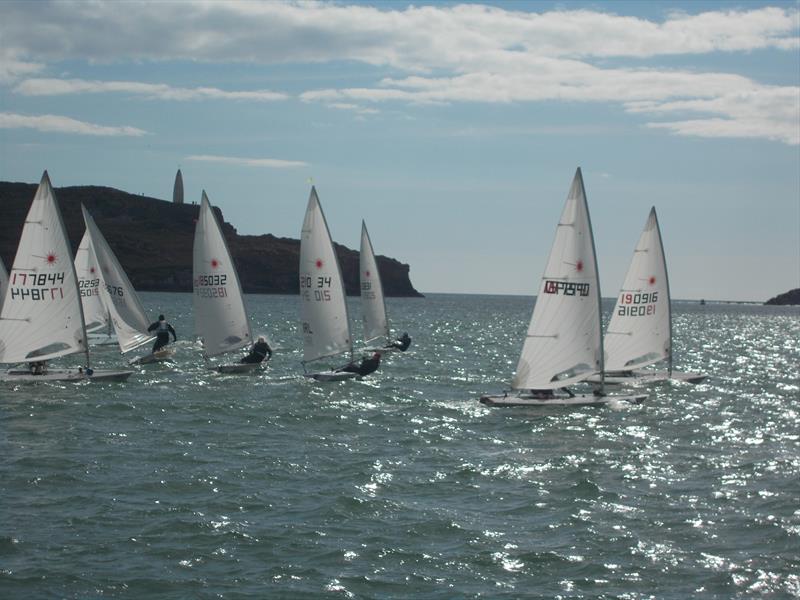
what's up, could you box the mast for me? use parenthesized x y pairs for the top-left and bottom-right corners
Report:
(578, 167), (605, 392)
(652, 207), (673, 377)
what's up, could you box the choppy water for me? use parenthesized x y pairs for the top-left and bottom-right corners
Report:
(1, 293), (798, 599)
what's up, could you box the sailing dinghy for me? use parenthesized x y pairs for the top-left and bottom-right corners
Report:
(0, 172), (132, 382)
(359, 220), (404, 354)
(80, 206), (167, 365)
(299, 187), (358, 381)
(480, 168), (646, 407)
(589, 207), (706, 385)
(193, 191), (263, 374)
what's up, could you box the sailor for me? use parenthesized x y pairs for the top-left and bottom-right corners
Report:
(387, 331), (412, 352)
(147, 314), (177, 353)
(338, 352), (381, 377)
(28, 360), (47, 375)
(240, 336), (272, 364)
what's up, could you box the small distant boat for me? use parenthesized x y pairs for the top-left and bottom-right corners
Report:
(588, 207), (706, 386)
(193, 191), (264, 374)
(0, 172), (132, 383)
(80, 206), (165, 365)
(480, 168), (646, 407)
(299, 187), (358, 382)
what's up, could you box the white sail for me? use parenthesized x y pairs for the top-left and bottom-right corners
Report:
(0, 256), (8, 313)
(512, 168), (603, 390)
(604, 207), (671, 372)
(74, 231), (109, 333)
(299, 187), (352, 364)
(359, 220), (390, 345)
(81, 206), (154, 353)
(193, 191), (252, 358)
(0, 172), (88, 363)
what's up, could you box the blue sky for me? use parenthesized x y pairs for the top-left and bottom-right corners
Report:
(1, 0), (798, 302)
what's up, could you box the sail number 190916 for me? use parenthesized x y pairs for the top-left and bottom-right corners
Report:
(617, 292), (658, 316)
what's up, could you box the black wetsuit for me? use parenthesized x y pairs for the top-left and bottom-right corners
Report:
(241, 340), (272, 364)
(339, 354), (381, 377)
(147, 320), (177, 352)
(388, 333), (412, 352)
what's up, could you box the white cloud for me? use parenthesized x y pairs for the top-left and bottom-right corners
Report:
(186, 154), (308, 169)
(1, 2), (798, 144)
(13, 78), (289, 101)
(0, 112), (147, 136)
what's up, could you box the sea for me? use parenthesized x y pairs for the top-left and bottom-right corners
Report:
(1, 292), (798, 599)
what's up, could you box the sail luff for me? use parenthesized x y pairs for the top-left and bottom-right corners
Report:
(193, 191), (252, 358)
(581, 170), (604, 392)
(652, 207), (673, 377)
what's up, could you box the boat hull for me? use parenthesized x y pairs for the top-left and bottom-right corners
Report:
(214, 363), (265, 374)
(479, 391), (646, 407)
(0, 368), (133, 383)
(129, 348), (175, 365)
(586, 370), (707, 385)
(305, 370), (359, 382)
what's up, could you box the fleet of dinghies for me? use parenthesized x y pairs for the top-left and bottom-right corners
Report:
(0, 168), (706, 406)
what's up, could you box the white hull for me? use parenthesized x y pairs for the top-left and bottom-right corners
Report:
(480, 390), (646, 407)
(87, 332), (118, 346)
(129, 348), (175, 365)
(214, 362), (265, 374)
(586, 370), (707, 385)
(304, 370), (358, 382)
(0, 368), (133, 383)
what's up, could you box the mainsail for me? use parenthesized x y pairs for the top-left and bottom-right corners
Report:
(359, 220), (390, 345)
(299, 187), (352, 364)
(604, 207), (671, 372)
(193, 191), (252, 358)
(0, 172), (88, 363)
(511, 167), (603, 390)
(75, 231), (110, 333)
(81, 206), (154, 353)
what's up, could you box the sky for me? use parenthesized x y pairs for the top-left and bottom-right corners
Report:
(0, 0), (798, 302)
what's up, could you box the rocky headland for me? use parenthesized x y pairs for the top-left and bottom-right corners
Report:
(0, 181), (422, 297)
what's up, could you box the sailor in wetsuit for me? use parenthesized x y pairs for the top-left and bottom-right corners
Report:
(338, 352), (381, 377)
(387, 332), (412, 352)
(147, 314), (177, 353)
(240, 336), (272, 364)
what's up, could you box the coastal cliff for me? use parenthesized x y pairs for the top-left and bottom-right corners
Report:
(765, 288), (800, 306)
(0, 181), (422, 297)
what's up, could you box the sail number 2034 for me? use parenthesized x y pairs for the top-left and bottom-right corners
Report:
(617, 292), (658, 316)
(300, 275), (333, 302)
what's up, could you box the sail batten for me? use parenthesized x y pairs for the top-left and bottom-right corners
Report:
(299, 187), (353, 364)
(193, 191), (252, 358)
(511, 168), (602, 391)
